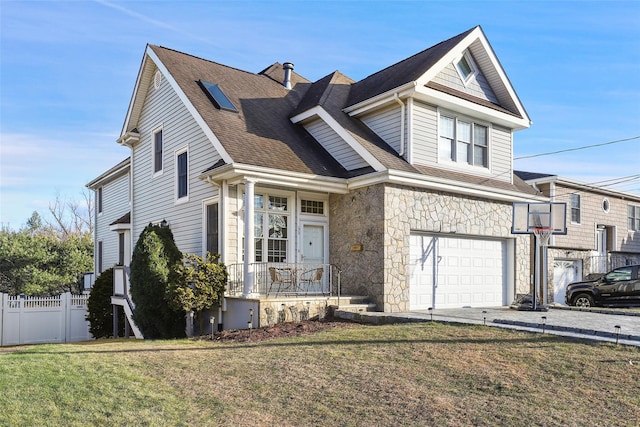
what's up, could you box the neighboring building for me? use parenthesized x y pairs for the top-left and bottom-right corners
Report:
(516, 171), (640, 305)
(86, 157), (131, 277)
(89, 26), (546, 333)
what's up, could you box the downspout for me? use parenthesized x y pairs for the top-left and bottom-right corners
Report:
(406, 97), (414, 164)
(393, 93), (405, 157)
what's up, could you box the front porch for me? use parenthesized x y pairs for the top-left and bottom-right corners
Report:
(225, 262), (342, 298)
(112, 262), (374, 334)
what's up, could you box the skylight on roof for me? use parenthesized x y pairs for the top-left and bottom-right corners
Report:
(199, 80), (238, 112)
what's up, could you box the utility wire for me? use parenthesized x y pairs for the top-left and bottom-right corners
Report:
(514, 136), (640, 160)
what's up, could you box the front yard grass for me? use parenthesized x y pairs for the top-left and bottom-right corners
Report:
(1, 322), (638, 426)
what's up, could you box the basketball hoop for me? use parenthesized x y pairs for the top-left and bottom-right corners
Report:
(533, 227), (553, 247)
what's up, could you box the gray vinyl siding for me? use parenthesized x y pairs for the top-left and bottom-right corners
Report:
(431, 62), (498, 104)
(94, 172), (129, 273)
(360, 105), (402, 154)
(490, 125), (512, 183)
(411, 101), (438, 165)
(409, 101), (512, 183)
(304, 118), (369, 170)
(132, 68), (220, 256)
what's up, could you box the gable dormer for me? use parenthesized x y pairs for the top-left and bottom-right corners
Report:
(344, 26), (530, 184)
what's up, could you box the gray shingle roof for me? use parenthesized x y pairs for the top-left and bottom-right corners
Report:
(150, 45), (348, 178)
(346, 27), (476, 107)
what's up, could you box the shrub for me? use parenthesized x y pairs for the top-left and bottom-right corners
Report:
(86, 268), (124, 338)
(167, 252), (227, 334)
(129, 224), (185, 339)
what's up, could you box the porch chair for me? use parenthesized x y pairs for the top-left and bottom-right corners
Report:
(299, 267), (324, 295)
(268, 267), (295, 296)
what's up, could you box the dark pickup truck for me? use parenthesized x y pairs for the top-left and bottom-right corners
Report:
(565, 265), (640, 307)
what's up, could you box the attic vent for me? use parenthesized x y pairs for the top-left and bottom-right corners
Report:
(153, 70), (162, 89)
(198, 80), (238, 112)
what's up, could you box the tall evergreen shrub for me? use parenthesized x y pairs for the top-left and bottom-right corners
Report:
(86, 268), (125, 338)
(129, 224), (185, 338)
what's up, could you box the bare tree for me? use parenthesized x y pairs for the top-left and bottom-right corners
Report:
(47, 189), (94, 239)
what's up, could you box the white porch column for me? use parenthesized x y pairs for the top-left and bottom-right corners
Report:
(242, 179), (256, 297)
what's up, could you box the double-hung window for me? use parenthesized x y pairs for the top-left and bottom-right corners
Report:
(206, 202), (219, 256)
(629, 205), (640, 231)
(97, 187), (103, 214)
(570, 194), (581, 224)
(153, 128), (163, 174)
(439, 114), (488, 167)
(176, 149), (188, 200)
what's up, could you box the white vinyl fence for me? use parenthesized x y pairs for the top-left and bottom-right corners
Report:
(0, 293), (92, 346)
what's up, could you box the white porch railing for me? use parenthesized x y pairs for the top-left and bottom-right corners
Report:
(226, 263), (341, 298)
(584, 254), (640, 277)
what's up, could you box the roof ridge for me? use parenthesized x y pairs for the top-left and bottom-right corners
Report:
(150, 44), (261, 78)
(354, 26), (477, 83)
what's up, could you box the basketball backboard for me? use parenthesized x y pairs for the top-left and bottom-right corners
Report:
(511, 202), (567, 235)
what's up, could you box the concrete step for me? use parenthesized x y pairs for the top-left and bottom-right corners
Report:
(331, 303), (377, 313)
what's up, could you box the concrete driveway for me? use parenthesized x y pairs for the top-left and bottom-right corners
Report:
(336, 306), (640, 347)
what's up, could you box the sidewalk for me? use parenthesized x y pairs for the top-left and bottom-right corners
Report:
(334, 306), (640, 347)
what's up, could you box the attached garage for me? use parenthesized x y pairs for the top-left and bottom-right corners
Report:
(409, 234), (513, 310)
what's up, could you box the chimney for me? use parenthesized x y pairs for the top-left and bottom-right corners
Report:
(282, 62), (294, 90)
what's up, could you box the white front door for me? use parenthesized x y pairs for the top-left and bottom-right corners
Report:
(301, 223), (325, 264)
(595, 227), (607, 273)
(553, 260), (581, 304)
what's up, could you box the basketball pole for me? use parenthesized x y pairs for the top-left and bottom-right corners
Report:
(533, 234), (540, 311)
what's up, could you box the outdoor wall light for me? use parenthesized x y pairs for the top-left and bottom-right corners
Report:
(160, 219), (168, 228)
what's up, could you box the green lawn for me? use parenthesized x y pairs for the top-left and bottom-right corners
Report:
(1, 322), (638, 426)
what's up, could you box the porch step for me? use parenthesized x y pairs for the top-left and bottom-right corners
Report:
(330, 303), (377, 314)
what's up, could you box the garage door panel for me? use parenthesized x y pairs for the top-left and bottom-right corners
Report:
(410, 234), (506, 310)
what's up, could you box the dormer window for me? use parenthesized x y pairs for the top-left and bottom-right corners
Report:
(455, 52), (476, 83)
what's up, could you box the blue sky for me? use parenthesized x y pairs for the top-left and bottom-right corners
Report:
(1, 0), (639, 229)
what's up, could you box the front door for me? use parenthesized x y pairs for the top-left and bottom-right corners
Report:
(301, 224), (325, 264)
(595, 227), (607, 273)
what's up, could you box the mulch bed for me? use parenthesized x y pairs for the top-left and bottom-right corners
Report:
(199, 318), (360, 343)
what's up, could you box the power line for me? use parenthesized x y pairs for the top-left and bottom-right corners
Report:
(514, 136), (640, 160)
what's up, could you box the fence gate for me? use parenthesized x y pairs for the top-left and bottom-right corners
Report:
(0, 293), (92, 346)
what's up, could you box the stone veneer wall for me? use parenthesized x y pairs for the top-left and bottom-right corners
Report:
(330, 183), (531, 313)
(329, 185), (386, 308)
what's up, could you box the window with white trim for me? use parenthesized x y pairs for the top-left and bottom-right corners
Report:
(244, 193), (291, 263)
(439, 114), (488, 167)
(301, 199), (324, 215)
(97, 187), (103, 214)
(629, 205), (640, 231)
(455, 52), (476, 83)
(153, 128), (163, 174)
(206, 202), (219, 256)
(570, 194), (581, 224)
(176, 148), (188, 200)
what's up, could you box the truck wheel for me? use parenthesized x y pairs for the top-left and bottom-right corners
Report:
(572, 293), (594, 308)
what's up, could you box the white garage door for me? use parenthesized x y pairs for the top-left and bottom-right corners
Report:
(409, 234), (506, 310)
(552, 260), (581, 305)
